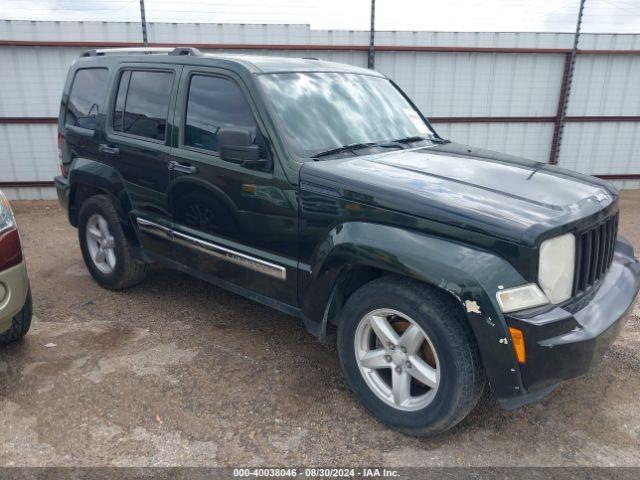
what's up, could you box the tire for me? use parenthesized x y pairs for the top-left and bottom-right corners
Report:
(0, 287), (32, 345)
(337, 275), (485, 436)
(78, 194), (148, 290)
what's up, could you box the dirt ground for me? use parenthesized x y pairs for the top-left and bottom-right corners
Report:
(0, 191), (639, 467)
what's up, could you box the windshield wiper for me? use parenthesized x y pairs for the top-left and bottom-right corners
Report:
(312, 137), (438, 160)
(392, 134), (449, 145)
(311, 142), (378, 159)
(391, 135), (427, 144)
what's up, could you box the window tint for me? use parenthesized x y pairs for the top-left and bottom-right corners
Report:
(66, 68), (108, 130)
(184, 75), (256, 152)
(113, 70), (174, 141)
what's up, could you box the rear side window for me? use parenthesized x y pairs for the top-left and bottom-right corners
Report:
(113, 70), (174, 141)
(184, 75), (256, 153)
(66, 68), (108, 130)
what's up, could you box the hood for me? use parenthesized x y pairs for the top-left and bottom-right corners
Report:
(299, 142), (618, 244)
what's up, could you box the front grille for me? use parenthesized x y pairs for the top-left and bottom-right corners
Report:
(573, 212), (619, 294)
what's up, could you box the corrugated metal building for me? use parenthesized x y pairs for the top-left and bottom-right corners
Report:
(1, 20), (639, 199)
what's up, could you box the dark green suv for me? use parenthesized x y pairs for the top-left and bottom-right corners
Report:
(55, 47), (640, 436)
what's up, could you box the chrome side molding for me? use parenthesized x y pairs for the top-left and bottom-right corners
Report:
(136, 217), (172, 238)
(135, 217), (287, 281)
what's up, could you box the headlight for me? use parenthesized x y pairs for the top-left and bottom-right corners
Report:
(538, 233), (575, 304)
(0, 190), (17, 234)
(496, 283), (549, 313)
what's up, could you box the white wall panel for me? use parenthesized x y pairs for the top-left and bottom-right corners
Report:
(377, 52), (564, 117)
(568, 55), (640, 116)
(0, 46), (80, 117)
(2, 186), (57, 200)
(4, 21), (639, 50)
(609, 179), (640, 190)
(579, 34), (640, 50)
(0, 124), (58, 182)
(0, 21), (638, 199)
(557, 122), (640, 175)
(434, 122), (553, 163)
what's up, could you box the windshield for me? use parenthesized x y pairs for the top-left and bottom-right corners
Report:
(258, 72), (437, 158)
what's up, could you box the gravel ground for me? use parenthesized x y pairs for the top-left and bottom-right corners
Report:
(0, 191), (639, 467)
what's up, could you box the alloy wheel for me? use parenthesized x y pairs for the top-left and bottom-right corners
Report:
(354, 308), (440, 411)
(85, 213), (116, 274)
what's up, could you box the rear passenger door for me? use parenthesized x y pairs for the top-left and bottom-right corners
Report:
(104, 64), (182, 257)
(167, 67), (299, 307)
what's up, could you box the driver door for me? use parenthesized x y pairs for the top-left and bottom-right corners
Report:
(167, 67), (298, 307)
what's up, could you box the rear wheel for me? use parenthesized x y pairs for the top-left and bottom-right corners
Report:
(78, 195), (147, 290)
(337, 276), (485, 436)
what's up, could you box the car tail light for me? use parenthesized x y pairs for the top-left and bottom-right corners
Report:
(58, 130), (68, 176)
(0, 229), (22, 272)
(0, 191), (22, 271)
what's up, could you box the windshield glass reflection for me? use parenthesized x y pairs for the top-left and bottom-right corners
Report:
(258, 72), (435, 158)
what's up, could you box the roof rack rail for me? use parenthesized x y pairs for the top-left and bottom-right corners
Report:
(169, 47), (203, 56)
(80, 47), (173, 57)
(80, 47), (203, 58)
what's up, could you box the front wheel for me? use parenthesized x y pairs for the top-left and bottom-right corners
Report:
(337, 276), (485, 436)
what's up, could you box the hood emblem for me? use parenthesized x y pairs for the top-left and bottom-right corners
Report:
(594, 192), (609, 203)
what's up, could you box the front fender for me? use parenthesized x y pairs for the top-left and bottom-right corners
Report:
(302, 221), (529, 400)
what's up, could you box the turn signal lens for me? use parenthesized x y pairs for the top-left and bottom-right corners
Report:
(508, 327), (526, 364)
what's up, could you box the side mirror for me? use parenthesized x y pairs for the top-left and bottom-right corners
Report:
(219, 127), (269, 169)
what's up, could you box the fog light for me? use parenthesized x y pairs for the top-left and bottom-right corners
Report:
(508, 327), (526, 364)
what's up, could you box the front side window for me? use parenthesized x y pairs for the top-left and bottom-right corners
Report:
(258, 72), (435, 157)
(113, 70), (174, 141)
(66, 68), (108, 130)
(184, 75), (257, 153)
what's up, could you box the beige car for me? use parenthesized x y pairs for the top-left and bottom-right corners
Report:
(0, 190), (31, 345)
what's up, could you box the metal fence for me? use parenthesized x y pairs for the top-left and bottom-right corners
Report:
(1, 20), (639, 199)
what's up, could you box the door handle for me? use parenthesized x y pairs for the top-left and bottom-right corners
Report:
(168, 160), (197, 174)
(99, 144), (120, 155)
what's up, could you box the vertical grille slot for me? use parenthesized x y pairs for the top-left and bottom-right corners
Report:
(572, 212), (618, 295)
(589, 227), (600, 285)
(581, 232), (593, 291)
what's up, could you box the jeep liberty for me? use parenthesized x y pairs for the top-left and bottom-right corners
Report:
(54, 47), (640, 436)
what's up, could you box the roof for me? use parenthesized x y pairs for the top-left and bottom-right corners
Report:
(207, 54), (379, 75)
(77, 47), (383, 76)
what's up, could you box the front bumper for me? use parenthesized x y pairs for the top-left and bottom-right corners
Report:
(0, 261), (29, 334)
(499, 237), (640, 409)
